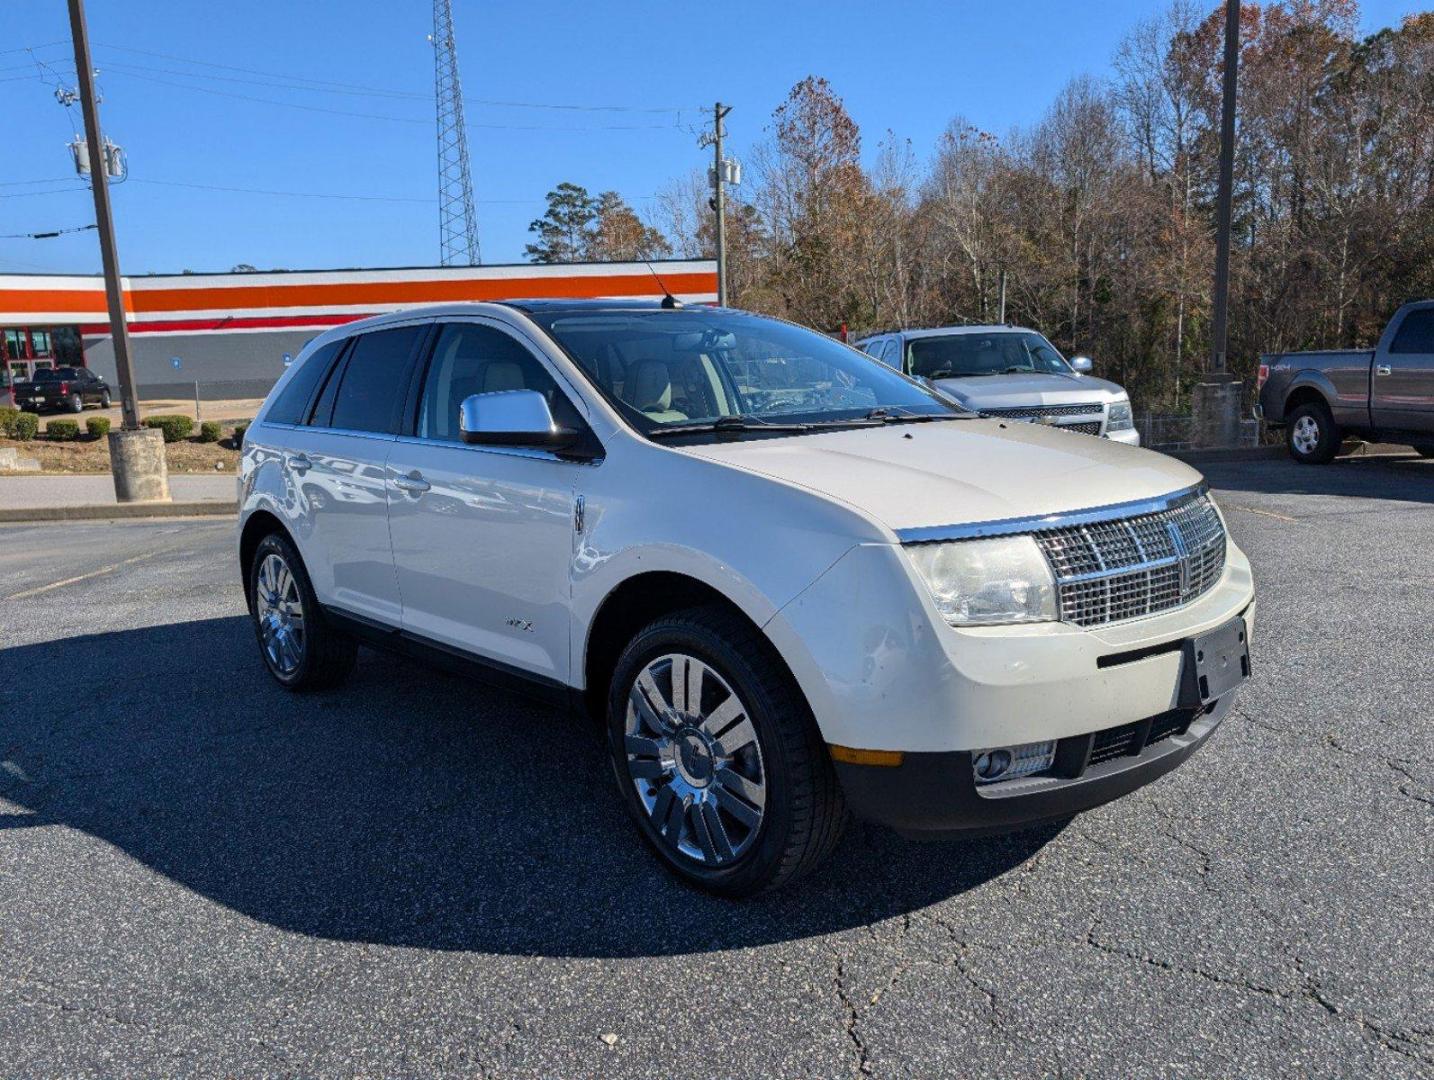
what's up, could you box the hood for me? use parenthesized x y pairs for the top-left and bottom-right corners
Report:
(678, 418), (1200, 534)
(931, 371), (1126, 411)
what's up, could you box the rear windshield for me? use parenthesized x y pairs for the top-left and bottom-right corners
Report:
(33, 368), (81, 382)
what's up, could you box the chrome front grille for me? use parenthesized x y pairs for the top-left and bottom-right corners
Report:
(1033, 493), (1226, 627)
(983, 403), (1101, 420)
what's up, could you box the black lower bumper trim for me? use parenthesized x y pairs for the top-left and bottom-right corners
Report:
(835, 696), (1231, 839)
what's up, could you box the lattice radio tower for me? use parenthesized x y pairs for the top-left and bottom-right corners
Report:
(431, 0), (480, 265)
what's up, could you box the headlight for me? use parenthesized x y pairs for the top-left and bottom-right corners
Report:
(905, 535), (1058, 626)
(1107, 397), (1134, 431)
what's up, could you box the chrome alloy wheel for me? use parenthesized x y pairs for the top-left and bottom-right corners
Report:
(254, 552), (306, 676)
(624, 653), (767, 866)
(1291, 415), (1321, 455)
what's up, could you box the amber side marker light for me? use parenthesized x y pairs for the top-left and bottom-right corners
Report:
(828, 745), (905, 767)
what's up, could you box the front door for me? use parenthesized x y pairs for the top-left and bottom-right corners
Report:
(1373, 307), (1434, 431)
(386, 320), (588, 684)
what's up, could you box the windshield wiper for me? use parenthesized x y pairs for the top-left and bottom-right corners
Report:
(860, 407), (964, 424)
(648, 415), (813, 438)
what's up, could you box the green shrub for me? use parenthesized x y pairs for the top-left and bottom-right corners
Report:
(46, 419), (80, 441)
(143, 414), (194, 443)
(231, 421), (249, 447)
(86, 416), (111, 439)
(198, 419), (223, 443)
(12, 412), (39, 441)
(0, 405), (18, 437)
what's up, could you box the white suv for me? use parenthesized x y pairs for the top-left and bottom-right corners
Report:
(239, 300), (1255, 896)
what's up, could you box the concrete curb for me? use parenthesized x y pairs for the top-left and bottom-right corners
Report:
(0, 500), (238, 524)
(1171, 443), (1418, 465)
(1169, 445), (1286, 464)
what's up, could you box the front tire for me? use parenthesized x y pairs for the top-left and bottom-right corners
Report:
(606, 606), (846, 897)
(1286, 400), (1341, 464)
(99, 390), (111, 408)
(247, 531), (356, 690)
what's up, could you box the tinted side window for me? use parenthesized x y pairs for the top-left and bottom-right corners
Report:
(1390, 309), (1434, 354)
(267, 340), (342, 426)
(417, 323), (567, 442)
(328, 326), (423, 434)
(881, 340), (902, 369)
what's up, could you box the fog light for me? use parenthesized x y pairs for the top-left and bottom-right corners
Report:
(973, 740), (1057, 785)
(974, 749), (1013, 781)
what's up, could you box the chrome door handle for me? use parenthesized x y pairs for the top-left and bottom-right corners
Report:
(393, 471), (430, 494)
(1375, 364), (1392, 376)
(287, 453), (312, 473)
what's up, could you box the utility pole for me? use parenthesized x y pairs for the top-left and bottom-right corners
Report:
(1209, 0), (1240, 374)
(1191, 0), (1243, 449)
(706, 103), (733, 306)
(998, 270), (1008, 324)
(67, 0), (138, 432)
(67, 0), (168, 501)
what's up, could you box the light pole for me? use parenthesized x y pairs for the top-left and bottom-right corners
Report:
(1209, 0), (1240, 375)
(66, 0), (169, 500)
(1191, 0), (1244, 448)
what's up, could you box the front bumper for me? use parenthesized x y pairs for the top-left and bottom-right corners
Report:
(834, 692), (1231, 837)
(766, 537), (1256, 754)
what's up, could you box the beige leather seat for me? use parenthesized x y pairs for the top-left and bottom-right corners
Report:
(627, 360), (688, 423)
(482, 360), (525, 393)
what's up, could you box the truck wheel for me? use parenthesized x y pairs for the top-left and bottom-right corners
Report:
(606, 606), (846, 897)
(247, 531), (356, 690)
(1286, 401), (1340, 464)
(100, 390), (111, 408)
(67, 393), (83, 413)
(1414, 444), (1434, 459)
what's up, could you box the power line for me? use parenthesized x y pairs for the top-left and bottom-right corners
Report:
(91, 41), (695, 112)
(100, 68), (682, 131)
(128, 177), (434, 203)
(0, 222), (96, 239)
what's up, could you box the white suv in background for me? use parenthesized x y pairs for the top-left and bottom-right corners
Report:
(238, 301), (1254, 896)
(857, 325), (1140, 444)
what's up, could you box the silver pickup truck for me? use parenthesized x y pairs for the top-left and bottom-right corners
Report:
(1258, 300), (1434, 463)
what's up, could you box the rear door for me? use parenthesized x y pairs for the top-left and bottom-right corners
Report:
(385, 319), (592, 684)
(1373, 306), (1434, 431)
(280, 323), (427, 626)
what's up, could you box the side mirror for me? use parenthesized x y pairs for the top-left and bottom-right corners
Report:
(459, 390), (578, 450)
(1071, 356), (1093, 374)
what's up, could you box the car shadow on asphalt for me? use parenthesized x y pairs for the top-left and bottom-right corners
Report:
(1, 616), (1060, 957)
(1200, 452), (1434, 503)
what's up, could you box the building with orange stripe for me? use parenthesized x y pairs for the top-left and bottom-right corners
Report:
(0, 260), (717, 401)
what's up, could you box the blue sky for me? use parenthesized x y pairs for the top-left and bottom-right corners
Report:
(0, 0), (1418, 276)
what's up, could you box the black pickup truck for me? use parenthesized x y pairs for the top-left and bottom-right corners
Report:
(11, 366), (112, 414)
(1258, 300), (1434, 463)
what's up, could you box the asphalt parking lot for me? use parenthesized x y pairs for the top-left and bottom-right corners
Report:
(2, 453), (1431, 1078)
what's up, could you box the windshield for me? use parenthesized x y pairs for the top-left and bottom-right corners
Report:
(907, 332), (1071, 379)
(527, 309), (964, 435)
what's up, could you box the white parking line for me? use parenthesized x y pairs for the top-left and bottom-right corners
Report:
(4, 548), (180, 601)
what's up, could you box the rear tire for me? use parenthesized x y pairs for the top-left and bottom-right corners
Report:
(605, 605), (846, 897)
(67, 393), (83, 413)
(1285, 400), (1340, 464)
(247, 531), (356, 690)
